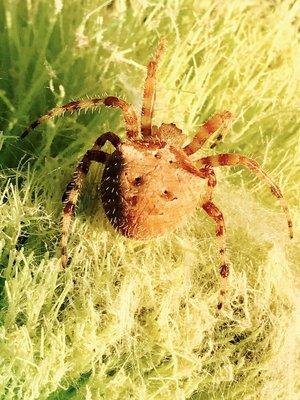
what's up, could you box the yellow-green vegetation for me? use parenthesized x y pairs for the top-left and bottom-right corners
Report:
(0, 1), (299, 399)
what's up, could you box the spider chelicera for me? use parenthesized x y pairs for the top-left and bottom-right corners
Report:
(21, 39), (293, 311)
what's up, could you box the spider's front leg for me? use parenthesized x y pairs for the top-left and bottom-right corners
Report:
(21, 97), (139, 139)
(201, 168), (230, 312)
(184, 111), (233, 155)
(141, 39), (165, 137)
(61, 132), (120, 268)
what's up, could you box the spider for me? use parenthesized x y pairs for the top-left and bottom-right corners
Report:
(21, 39), (293, 311)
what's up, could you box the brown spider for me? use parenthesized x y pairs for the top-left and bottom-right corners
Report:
(21, 39), (293, 311)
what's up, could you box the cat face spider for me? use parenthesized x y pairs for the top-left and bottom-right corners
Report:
(21, 39), (293, 311)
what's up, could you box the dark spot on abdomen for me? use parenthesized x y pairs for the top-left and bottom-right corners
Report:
(162, 190), (177, 201)
(134, 176), (143, 186)
(129, 195), (138, 206)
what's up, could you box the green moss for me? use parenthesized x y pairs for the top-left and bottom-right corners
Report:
(0, 1), (299, 399)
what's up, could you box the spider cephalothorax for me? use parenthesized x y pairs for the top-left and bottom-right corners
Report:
(21, 39), (293, 311)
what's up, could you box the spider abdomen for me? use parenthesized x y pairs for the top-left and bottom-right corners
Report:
(100, 140), (206, 239)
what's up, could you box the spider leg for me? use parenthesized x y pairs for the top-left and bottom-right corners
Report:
(200, 167), (217, 203)
(141, 39), (166, 137)
(202, 198), (229, 313)
(198, 153), (293, 239)
(21, 97), (139, 139)
(199, 168), (229, 312)
(61, 132), (119, 268)
(184, 111), (233, 155)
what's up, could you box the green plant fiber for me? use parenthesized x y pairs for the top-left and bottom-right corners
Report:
(0, 0), (299, 399)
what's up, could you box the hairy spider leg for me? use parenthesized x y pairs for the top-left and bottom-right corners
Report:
(184, 111), (233, 155)
(198, 153), (293, 239)
(61, 132), (120, 268)
(141, 39), (166, 137)
(21, 97), (139, 139)
(201, 167), (217, 203)
(202, 200), (229, 312)
(199, 168), (230, 312)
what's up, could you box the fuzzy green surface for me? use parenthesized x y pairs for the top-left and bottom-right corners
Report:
(0, 1), (299, 399)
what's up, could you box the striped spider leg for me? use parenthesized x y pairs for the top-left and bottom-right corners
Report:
(61, 132), (120, 268)
(183, 111), (234, 311)
(195, 152), (293, 311)
(141, 38), (166, 137)
(21, 97), (139, 139)
(197, 166), (229, 312)
(184, 110), (234, 155)
(21, 96), (139, 268)
(197, 153), (293, 239)
(183, 111), (293, 311)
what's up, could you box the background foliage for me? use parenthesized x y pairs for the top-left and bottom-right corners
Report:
(0, 0), (299, 399)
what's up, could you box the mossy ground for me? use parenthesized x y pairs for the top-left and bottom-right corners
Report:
(0, 1), (299, 399)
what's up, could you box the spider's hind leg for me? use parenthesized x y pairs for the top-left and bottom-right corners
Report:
(61, 132), (120, 268)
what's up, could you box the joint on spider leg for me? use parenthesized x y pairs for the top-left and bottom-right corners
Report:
(60, 246), (69, 269)
(62, 182), (80, 202)
(216, 224), (224, 237)
(210, 134), (223, 149)
(63, 201), (75, 215)
(200, 167), (216, 183)
(201, 169), (218, 203)
(270, 185), (282, 199)
(217, 292), (226, 310)
(288, 220), (293, 239)
(76, 155), (91, 175)
(86, 150), (107, 163)
(208, 172), (217, 189)
(216, 289), (227, 312)
(220, 263), (230, 278)
(95, 132), (120, 148)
